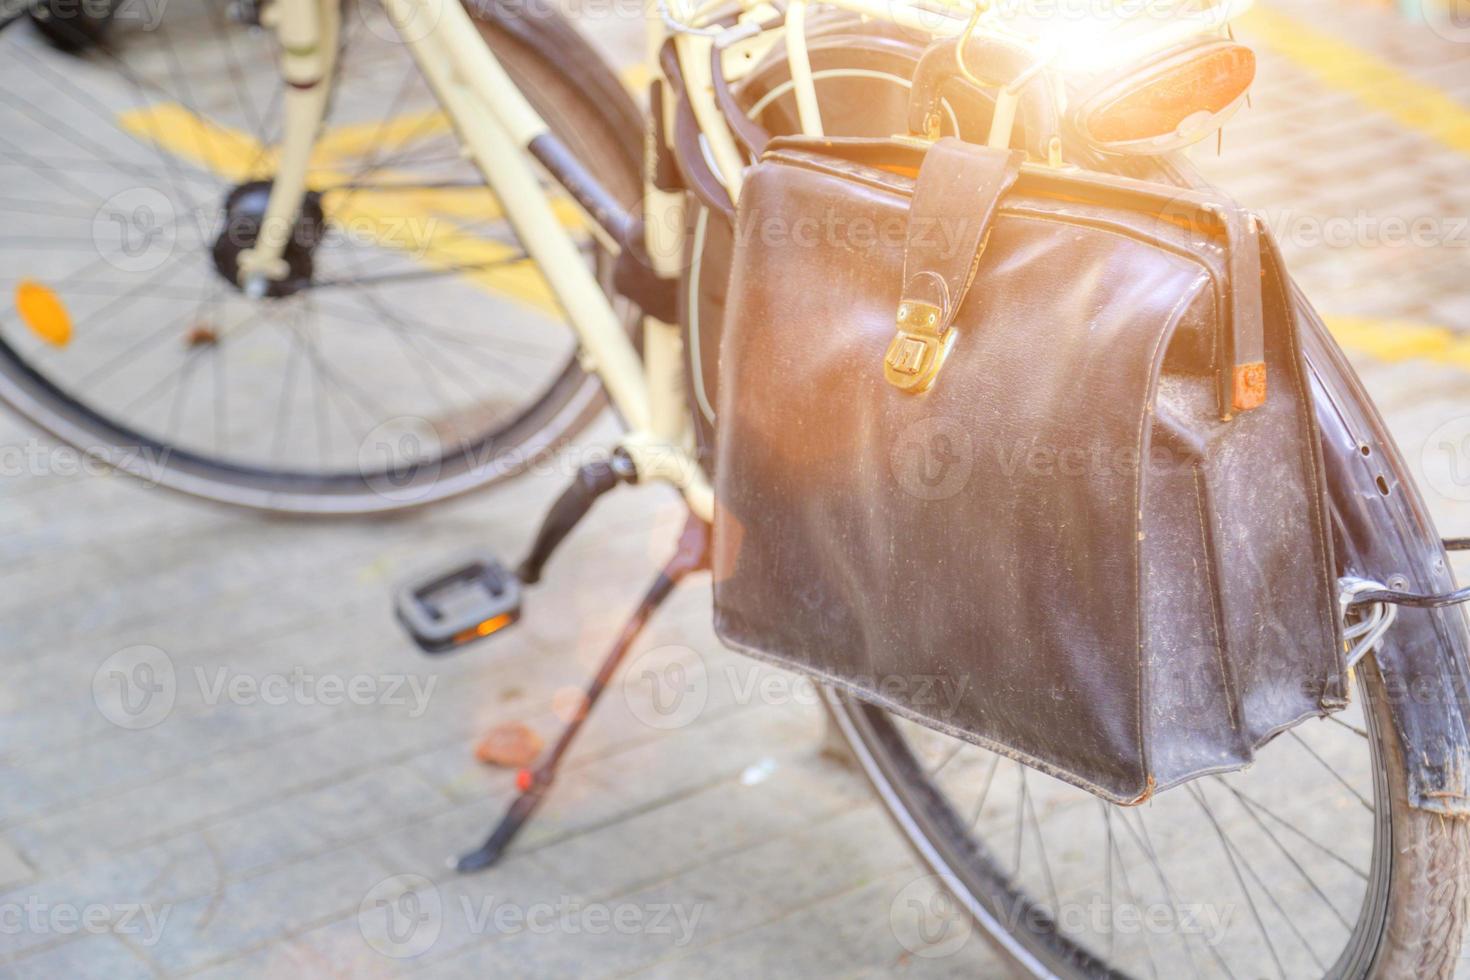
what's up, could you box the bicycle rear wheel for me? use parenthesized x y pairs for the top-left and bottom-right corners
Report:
(0, 0), (643, 513)
(831, 495), (1469, 976)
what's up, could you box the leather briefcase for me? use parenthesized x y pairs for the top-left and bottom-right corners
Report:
(711, 135), (1347, 803)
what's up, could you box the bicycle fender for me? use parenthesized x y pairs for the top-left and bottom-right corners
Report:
(1303, 293), (1470, 817)
(465, 0), (645, 169)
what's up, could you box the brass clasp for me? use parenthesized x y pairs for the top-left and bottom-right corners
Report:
(884, 301), (953, 393)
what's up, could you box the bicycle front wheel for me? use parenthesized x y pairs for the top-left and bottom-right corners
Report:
(0, 0), (643, 513)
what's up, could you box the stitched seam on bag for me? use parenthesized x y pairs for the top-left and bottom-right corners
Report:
(1135, 275), (1214, 784)
(1147, 705), (1332, 795)
(1189, 283), (1242, 731)
(1192, 463), (1239, 727)
(762, 152), (913, 197)
(957, 228), (995, 321)
(1263, 239), (1346, 695)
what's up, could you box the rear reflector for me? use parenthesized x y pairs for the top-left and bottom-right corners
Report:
(1074, 40), (1255, 155)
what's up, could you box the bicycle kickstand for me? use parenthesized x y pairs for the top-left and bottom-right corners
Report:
(453, 513), (711, 873)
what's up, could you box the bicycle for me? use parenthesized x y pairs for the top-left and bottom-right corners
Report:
(4, 0), (1470, 975)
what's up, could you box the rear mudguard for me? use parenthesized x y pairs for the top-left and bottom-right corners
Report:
(467, 0), (645, 168)
(1302, 295), (1470, 816)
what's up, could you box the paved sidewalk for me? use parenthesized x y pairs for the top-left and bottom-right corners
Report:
(2, 0), (1470, 976)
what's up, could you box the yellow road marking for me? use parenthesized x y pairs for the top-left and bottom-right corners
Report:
(1231, 7), (1470, 372)
(119, 103), (276, 183)
(1325, 316), (1470, 371)
(116, 104), (592, 314)
(1239, 6), (1470, 158)
(310, 108), (453, 162)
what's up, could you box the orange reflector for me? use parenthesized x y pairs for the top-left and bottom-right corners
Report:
(15, 281), (72, 348)
(452, 613), (515, 646)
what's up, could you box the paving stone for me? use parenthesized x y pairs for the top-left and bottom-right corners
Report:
(634, 866), (1005, 978)
(0, 933), (156, 980)
(0, 838), (33, 893)
(135, 844), (395, 976)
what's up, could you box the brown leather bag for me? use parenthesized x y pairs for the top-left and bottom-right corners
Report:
(711, 136), (1347, 803)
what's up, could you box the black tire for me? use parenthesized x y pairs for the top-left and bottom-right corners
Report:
(1361, 657), (1470, 977)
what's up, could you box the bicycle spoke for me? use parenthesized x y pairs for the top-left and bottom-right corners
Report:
(165, 345), (207, 447)
(1326, 714), (1369, 739)
(300, 297), (336, 468)
(1213, 777), (1354, 929)
(296, 314), (397, 443)
(966, 753), (1002, 828)
(1126, 810), (1230, 980)
(308, 297), (568, 365)
(1012, 763), (1026, 879)
(208, 0), (269, 143)
(1187, 782), (1286, 980)
(114, 302), (274, 419)
(0, 125), (115, 210)
(66, 251), (203, 387)
(1215, 808), (1328, 972)
(1225, 784), (1370, 879)
(1102, 805), (1160, 980)
(1289, 729), (1374, 812)
(1019, 769), (1061, 915)
(308, 250), (537, 290)
(926, 741), (964, 777)
(1101, 802), (1115, 959)
(269, 305), (305, 466)
(8, 41), (211, 218)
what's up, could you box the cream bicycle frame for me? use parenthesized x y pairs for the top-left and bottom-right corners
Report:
(244, 0), (1252, 523)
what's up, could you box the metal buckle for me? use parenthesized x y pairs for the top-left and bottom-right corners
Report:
(884, 301), (953, 393)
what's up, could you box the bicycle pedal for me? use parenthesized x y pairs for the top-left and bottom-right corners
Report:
(394, 553), (522, 655)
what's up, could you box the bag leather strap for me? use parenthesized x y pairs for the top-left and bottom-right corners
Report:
(1223, 205), (1266, 413)
(711, 44), (771, 158)
(885, 138), (1023, 392)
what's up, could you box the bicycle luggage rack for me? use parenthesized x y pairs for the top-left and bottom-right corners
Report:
(1340, 537), (1470, 670)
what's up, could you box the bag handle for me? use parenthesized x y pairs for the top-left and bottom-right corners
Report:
(884, 138), (1023, 392)
(763, 136), (1266, 413)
